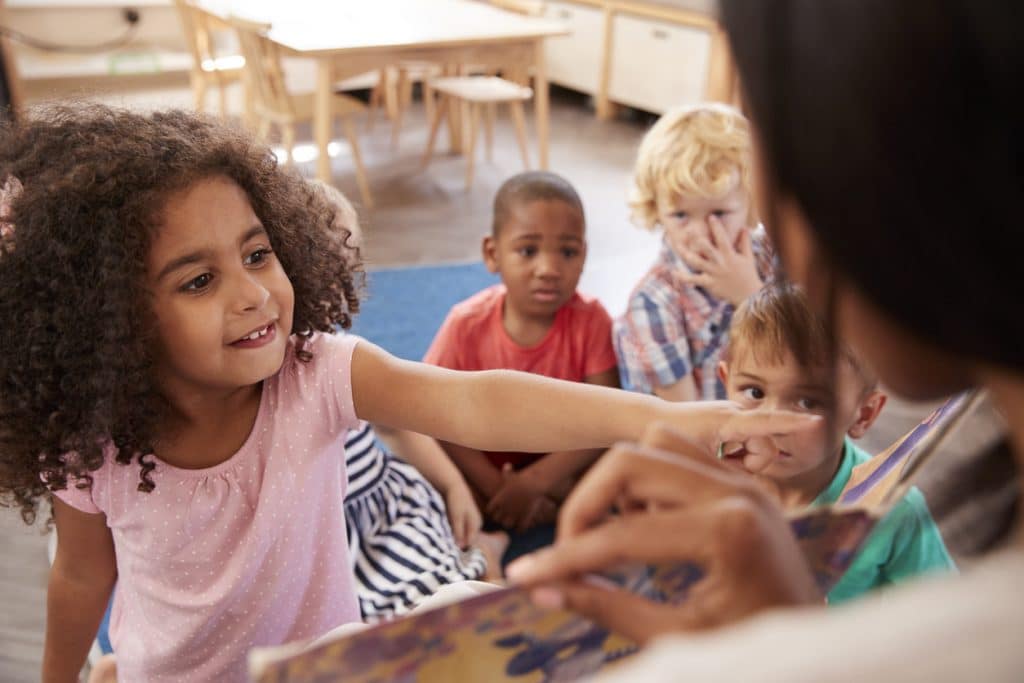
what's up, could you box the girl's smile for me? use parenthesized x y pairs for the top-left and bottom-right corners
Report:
(229, 321), (277, 347)
(147, 175), (295, 399)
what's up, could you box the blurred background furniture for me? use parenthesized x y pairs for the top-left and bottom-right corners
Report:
(229, 14), (373, 207)
(423, 75), (532, 189)
(172, 0), (244, 116)
(196, 0), (566, 183)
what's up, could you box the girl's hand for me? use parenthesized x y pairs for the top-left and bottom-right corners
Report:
(676, 217), (763, 306)
(443, 478), (484, 549)
(505, 415), (823, 644)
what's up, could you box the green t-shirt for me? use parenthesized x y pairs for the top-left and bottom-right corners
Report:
(812, 439), (956, 605)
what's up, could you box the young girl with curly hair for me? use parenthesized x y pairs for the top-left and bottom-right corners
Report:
(0, 105), (800, 682)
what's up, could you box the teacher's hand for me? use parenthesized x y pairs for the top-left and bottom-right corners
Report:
(505, 416), (823, 645)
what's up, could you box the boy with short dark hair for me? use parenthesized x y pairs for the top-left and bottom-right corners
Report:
(424, 171), (619, 563)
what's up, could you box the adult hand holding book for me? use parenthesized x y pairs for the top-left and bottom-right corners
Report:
(505, 418), (824, 644)
(506, 393), (974, 645)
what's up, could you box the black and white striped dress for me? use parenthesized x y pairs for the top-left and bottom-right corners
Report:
(343, 421), (487, 621)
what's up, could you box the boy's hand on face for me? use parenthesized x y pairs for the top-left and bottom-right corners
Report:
(487, 464), (547, 532)
(676, 216), (763, 306)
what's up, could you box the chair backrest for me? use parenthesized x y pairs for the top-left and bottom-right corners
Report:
(172, 0), (217, 74)
(226, 15), (294, 120)
(0, 0), (24, 113)
(490, 0), (545, 16)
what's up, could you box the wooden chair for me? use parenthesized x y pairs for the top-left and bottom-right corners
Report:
(420, 0), (544, 189)
(228, 15), (373, 208)
(173, 0), (245, 116)
(422, 76), (533, 190)
(382, 62), (441, 150)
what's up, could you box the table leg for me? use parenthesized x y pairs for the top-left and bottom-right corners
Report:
(445, 63), (464, 154)
(706, 25), (738, 104)
(315, 59), (333, 182)
(533, 39), (550, 170)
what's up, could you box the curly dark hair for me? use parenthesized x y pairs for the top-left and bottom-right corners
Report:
(0, 104), (362, 524)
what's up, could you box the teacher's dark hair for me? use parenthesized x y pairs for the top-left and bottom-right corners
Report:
(720, 1), (1022, 372)
(719, 0), (1021, 552)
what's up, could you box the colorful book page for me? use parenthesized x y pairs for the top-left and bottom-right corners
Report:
(252, 506), (885, 683)
(790, 507), (877, 594)
(254, 562), (704, 683)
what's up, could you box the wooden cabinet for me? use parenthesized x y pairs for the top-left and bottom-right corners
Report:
(4, 0), (190, 101)
(606, 11), (710, 113)
(532, 0), (732, 117)
(542, 0), (604, 95)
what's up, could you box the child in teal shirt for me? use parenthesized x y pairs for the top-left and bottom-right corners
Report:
(717, 283), (954, 604)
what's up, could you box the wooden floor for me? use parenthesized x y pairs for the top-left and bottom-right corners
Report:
(0, 84), (1009, 681)
(1, 510), (50, 681)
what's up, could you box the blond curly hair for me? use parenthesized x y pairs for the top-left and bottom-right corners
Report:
(629, 103), (757, 230)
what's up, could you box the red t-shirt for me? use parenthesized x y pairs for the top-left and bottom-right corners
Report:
(424, 284), (618, 469)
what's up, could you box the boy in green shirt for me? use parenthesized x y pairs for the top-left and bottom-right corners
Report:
(717, 282), (954, 604)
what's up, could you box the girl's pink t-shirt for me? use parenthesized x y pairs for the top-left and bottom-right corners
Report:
(52, 333), (363, 682)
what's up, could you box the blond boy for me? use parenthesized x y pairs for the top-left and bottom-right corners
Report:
(615, 103), (773, 400)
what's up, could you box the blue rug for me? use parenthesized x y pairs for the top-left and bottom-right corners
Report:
(350, 261), (499, 361)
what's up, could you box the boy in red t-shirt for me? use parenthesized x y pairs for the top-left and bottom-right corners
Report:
(424, 171), (619, 564)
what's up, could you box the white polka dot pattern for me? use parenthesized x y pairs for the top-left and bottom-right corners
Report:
(52, 333), (364, 682)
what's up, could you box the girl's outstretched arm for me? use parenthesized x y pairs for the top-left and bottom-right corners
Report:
(352, 341), (731, 454)
(513, 366), (623, 501)
(43, 498), (117, 683)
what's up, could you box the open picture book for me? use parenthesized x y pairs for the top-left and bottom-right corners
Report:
(249, 392), (979, 683)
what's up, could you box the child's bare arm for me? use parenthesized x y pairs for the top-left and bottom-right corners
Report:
(352, 342), (688, 454)
(653, 373), (699, 402)
(43, 497), (117, 683)
(516, 367), (622, 497)
(440, 440), (502, 502)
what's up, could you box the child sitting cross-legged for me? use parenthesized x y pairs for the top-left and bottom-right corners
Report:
(718, 282), (956, 604)
(424, 171), (619, 565)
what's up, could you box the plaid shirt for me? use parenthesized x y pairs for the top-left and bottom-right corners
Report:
(614, 230), (774, 399)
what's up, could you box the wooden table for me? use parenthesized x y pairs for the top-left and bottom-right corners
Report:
(198, 0), (567, 183)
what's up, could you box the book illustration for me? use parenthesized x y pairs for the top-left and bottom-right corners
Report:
(789, 507), (877, 594)
(253, 562), (704, 682)
(252, 510), (876, 683)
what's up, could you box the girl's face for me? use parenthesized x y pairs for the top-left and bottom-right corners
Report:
(146, 176), (294, 398)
